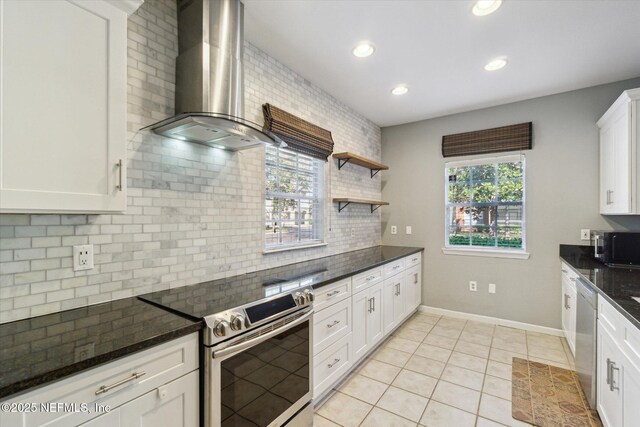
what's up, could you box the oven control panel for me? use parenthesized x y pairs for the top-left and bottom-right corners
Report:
(204, 287), (314, 344)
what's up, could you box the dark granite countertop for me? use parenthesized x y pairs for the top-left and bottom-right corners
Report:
(0, 297), (202, 400)
(139, 245), (424, 321)
(560, 244), (640, 330)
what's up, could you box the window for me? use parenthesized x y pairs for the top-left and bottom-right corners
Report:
(445, 155), (525, 253)
(265, 145), (324, 250)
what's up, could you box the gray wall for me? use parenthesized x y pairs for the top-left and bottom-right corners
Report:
(381, 78), (640, 329)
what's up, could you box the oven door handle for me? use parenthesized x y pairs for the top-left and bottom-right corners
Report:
(213, 308), (313, 359)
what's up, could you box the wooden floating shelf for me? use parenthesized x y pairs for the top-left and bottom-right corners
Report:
(333, 198), (389, 213)
(332, 152), (389, 178)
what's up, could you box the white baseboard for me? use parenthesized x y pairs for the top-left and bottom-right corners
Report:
(418, 305), (563, 337)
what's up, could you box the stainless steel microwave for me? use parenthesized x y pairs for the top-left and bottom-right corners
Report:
(592, 231), (640, 266)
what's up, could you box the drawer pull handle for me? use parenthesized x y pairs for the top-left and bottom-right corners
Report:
(561, 269), (567, 273)
(326, 290), (341, 297)
(393, 265), (400, 270)
(564, 294), (570, 309)
(327, 358), (341, 368)
(395, 283), (400, 296)
(366, 275), (376, 281)
(326, 320), (341, 328)
(412, 257), (418, 262)
(95, 371), (146, 395)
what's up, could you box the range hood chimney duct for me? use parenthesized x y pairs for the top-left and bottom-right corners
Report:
(146, 0), (281, 150)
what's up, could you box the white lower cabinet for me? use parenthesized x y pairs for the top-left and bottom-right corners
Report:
(311, 252), (423, 401)
(0, 333), (199, 427)
(597, 298), (640, 427)
(383, 275), (404, 335)
(352, 283), (383, 361)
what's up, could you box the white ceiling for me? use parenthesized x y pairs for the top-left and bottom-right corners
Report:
(243, 0), (640, 127)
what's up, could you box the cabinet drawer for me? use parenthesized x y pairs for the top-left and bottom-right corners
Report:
(353, 267), (382, 293)
(314, 278), (351, 312)
(383, 259), (406, 278)
(561, 262), (579, 282)
(313, 298), (351, 355)
(313, 333), (353, 399)
(0, 333), (198, 427)
(599, 298), (623, 337)
(405, 253), (422, 268)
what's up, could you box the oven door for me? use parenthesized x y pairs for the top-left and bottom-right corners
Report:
(205, 307), (313, 427)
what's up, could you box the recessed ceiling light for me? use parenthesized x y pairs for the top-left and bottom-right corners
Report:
(484, 58), (507, 71)
(353, 42), (375, 58)
(472, 0), (503, 16)
(391, 85), (409, 96)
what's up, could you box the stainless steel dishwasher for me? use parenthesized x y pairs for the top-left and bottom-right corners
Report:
(575, 277), (598, 408)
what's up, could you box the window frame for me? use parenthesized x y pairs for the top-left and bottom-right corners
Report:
(442, 154), (530, 259)
(264, 145), (326, 253)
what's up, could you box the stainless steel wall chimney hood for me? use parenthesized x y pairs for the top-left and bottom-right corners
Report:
(145, 0), (280, 150)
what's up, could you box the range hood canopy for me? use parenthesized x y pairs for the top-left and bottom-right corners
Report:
(145, 0), (282, 150)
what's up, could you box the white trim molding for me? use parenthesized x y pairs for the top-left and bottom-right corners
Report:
(441, 247), (530, 259)
(419, 305), (563, 336)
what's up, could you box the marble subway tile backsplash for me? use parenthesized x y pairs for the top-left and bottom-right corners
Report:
(0, 0), (382, 322)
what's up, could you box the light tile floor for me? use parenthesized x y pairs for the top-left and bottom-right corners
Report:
(314, 312), (575, 427)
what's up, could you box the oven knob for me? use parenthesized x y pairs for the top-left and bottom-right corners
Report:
(304, 289), (315, 303)
(294, 292), (306, 306)
(230, 315), (245, 331)
(213, 320), (229, 337)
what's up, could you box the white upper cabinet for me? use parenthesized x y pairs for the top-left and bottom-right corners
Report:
(0, 0), (141, 213)
(598, 88), (640, 215)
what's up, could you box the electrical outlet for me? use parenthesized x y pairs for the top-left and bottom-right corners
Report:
(74, 343), (95, 362)
(488, 283), (496, 294)
(73, 244), (94, 271)
(351, 228), (355, 238)
(391, 225), (397, 235)
(469, 281), (477, 292)
(406, 226), (412, 235)
(581, 229), (591, 241)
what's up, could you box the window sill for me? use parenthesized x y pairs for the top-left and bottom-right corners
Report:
(441, 247), (530, 259)
(264, 242), (327, 254)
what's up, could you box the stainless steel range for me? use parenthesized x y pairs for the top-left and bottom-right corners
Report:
(140, 272), (317, 427)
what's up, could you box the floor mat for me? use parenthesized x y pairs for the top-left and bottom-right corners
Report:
(511, 357), (602, 427)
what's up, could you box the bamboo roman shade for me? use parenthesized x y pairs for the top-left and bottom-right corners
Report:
(442, 122), (532, 158)
(262, 103), (335, 161)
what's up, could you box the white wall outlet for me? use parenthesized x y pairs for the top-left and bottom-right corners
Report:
(391, 225), (397, 235)
(469, 281), (477, 292)
(488, 283), (496, 294)
(73, 244), (94, 271)
(406, 226), (412, 235)
(581, 229), (591, 241)
(351, 228), (355, 238)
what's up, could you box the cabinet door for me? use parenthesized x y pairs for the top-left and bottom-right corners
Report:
(367, 283), (384, 348)
(600, 125), (615, 213)
(0, 0), (127, 213)
(622, 356), (640, 427)
(383, 276), (401, 335)
(352, 290), (369, 361)
(567, 283), (577, 355)
(597, 323), (623, 427)
(561, 278), (570, 342)
(120, 371), (198, 427)
(611, 106), (631, 213)
(404, 265), (421, 316)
